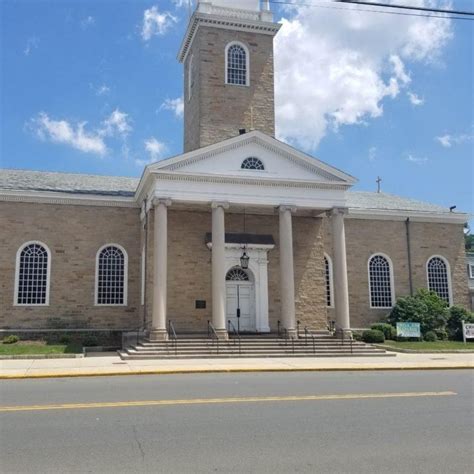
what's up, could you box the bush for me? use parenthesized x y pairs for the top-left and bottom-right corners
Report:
(59, 335), (71, 345)
(446, 306), (474, 341)
(424, 331), (437, 342)
(433, 328), (448, 341)
(2, 335), (19, 344)
(371, 323), (396, 340)
(362, 329), (385, 344)
(388, 289), (449, 336)
(81, 335), (99, 347)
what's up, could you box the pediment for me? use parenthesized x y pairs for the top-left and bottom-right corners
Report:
(148, 131), (356, 185)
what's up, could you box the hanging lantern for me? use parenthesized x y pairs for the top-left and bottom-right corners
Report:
(240, 247), (249, 269)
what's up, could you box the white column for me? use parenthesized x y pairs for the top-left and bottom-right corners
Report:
(331, 207), (351, 335)
(150, 198), (171, 341)
(211, 202), (229, 339)
(279, 205), (297, 337)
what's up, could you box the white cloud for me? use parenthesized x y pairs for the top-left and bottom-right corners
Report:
(136, 137), (168, 166)
(408, 91), (424, 106)
(274, 1), (452, 150)
(406, 153), (428, 165)
(160, 97), (184, 118)
(29, 113), (107, 156)
(101, 109), (132, 138)
(368, 146), (377, 161)
(141, 6), (177, 41)
(436, 131), (473, 148)
(80, 16), (95, 29)
(95, 84), (110, 96)
(24, 37), (39, 56)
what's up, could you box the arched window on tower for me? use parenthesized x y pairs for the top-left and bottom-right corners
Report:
(226, 42), (249, 86)
(95, 244), (128, 305)
(15, 242), (51, 305)
(368, 254), (394, 308)
(427, 256), (451, 304)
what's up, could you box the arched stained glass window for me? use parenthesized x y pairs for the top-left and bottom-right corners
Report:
(16, 242), (50, 305)
(368, 254), (393, 308)
(226, 267), (249, 281)
(226, 43), (248, 86)
(96, 245), (127, 305)
(427, 256), (451, 303)
(241, 157), (264, 170)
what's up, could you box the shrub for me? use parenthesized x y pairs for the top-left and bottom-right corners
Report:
(59, 335), (71, 345)
(362, 329), (385, 344)
(388, 289), (448, 335)
(81, 335), (99, 347)
(371, 323), (396, 340)
(433, 328), (448, 341)
(446, 306), (474, 341)
(3, 335), (19, 344)
(424, 331), (437, 342)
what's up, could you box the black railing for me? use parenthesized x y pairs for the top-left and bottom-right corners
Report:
(279, 326), (295, 354)
(168, 320), (178, 356)
(207, 320), (219, 355)
(304, 326), (316, 354)
(227, 320), (241, 355)
(296, 320), (301, 338)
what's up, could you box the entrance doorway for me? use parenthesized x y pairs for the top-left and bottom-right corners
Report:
(225, 267), (255, 332)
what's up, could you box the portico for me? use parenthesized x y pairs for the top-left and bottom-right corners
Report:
(139, 131), (356, 340)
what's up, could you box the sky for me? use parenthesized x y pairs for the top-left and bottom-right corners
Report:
(1, 0), (473, 220)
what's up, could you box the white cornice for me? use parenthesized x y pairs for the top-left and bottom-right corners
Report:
(347, 208), (469, 224)
(0, 189), (138, 208)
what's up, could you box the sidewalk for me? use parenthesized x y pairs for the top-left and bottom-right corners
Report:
(1, 352), (473, 379)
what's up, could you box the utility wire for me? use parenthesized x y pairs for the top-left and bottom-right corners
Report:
(336, 0), (474, 17)
(268, 0), (474, 21)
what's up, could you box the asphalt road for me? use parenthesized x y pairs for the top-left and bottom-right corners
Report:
(0, 370), (473, 474)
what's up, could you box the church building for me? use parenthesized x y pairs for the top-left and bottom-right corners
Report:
(0, 1), (470, 343)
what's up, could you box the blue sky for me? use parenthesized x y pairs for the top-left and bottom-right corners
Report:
(1, 0), (472, 220)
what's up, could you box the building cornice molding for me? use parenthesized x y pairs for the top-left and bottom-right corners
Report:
(0, 190), (138, 208)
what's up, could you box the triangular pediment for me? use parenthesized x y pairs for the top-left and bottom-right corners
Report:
(148, 131), (356, 185)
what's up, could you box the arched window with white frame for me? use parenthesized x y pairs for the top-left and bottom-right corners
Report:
(427, 256), (452, 304)
(368, 254), (394, 308)
(225, 42), (249, 86)
(324, 254), (334, 308)
(95, 244), (128, 306)
(15, 241), (51, 306)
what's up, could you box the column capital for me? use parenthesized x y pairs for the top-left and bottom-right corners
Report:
(278, 204), (297, 214)
(211, 201), (230, 210)
(328, 207), (349, 218)
(152, 197), (172, 207)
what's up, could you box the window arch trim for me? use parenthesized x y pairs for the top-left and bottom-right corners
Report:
(95, 243), (128, 306)
(367, 252), (395, 309)
(14, 241), (51, 306)
(426, 255), (452, 305)
(324, 253), (334, 308)
(225, 41), (250, 86)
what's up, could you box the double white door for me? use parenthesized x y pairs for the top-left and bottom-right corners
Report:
(226, 283), (255, 332)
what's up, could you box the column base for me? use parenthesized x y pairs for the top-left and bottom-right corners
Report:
(215, 329), (229, 340)
(149, 328), (169, 341)
(335, 328), (353, 339)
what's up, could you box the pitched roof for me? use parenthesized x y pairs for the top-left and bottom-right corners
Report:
(0, 169), (138, 197)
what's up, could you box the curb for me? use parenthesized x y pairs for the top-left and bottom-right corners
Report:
(1, 365), (473, 380)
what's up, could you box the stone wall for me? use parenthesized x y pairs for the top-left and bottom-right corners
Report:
(184, 26), (276, 152)
(0, 201), (141, 329)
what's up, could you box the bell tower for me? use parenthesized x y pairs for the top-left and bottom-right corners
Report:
(178, 1), (281, 152)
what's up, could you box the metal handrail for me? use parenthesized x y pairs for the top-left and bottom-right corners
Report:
(227, 320), (241, 355)
(279, 327), (295, 354)
(304, 326), (316, 354)
(297, 320), (301, 339)
(168, 320), (178, 356)
(341, 330), (354, 354)
(277, 320), (281, 337)
(207, 320), (219, 355)
(134, 319), (153, 346)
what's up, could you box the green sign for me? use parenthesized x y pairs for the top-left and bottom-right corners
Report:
(396, 322), (421, 338)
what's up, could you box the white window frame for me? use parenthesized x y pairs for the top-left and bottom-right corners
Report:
(468, 263), (474, 279)
(368, 253), (395, 309)
(14, 241), (52, 307)
(188, 54), (194, 101)
(95, 243), (128, 306)
(426, 255), (453, 305)
(324, 253), (334, 308)
(225, 41), (250, 87)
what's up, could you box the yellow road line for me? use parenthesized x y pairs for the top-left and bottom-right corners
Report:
(0, 391), (456, 413)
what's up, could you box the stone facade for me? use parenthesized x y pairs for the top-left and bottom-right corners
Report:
(184, 26), (276, 152)
(0, 202), (469, 332)
(0, 201), (141, 329)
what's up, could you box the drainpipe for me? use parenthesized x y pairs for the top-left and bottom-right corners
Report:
(405, 218), (414, 296)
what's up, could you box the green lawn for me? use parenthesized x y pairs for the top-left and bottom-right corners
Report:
(381, 340), (474, 351)
(0, 341), (82, 355)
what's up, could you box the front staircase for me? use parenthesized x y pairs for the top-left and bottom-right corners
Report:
(118, 332), (392, 359)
